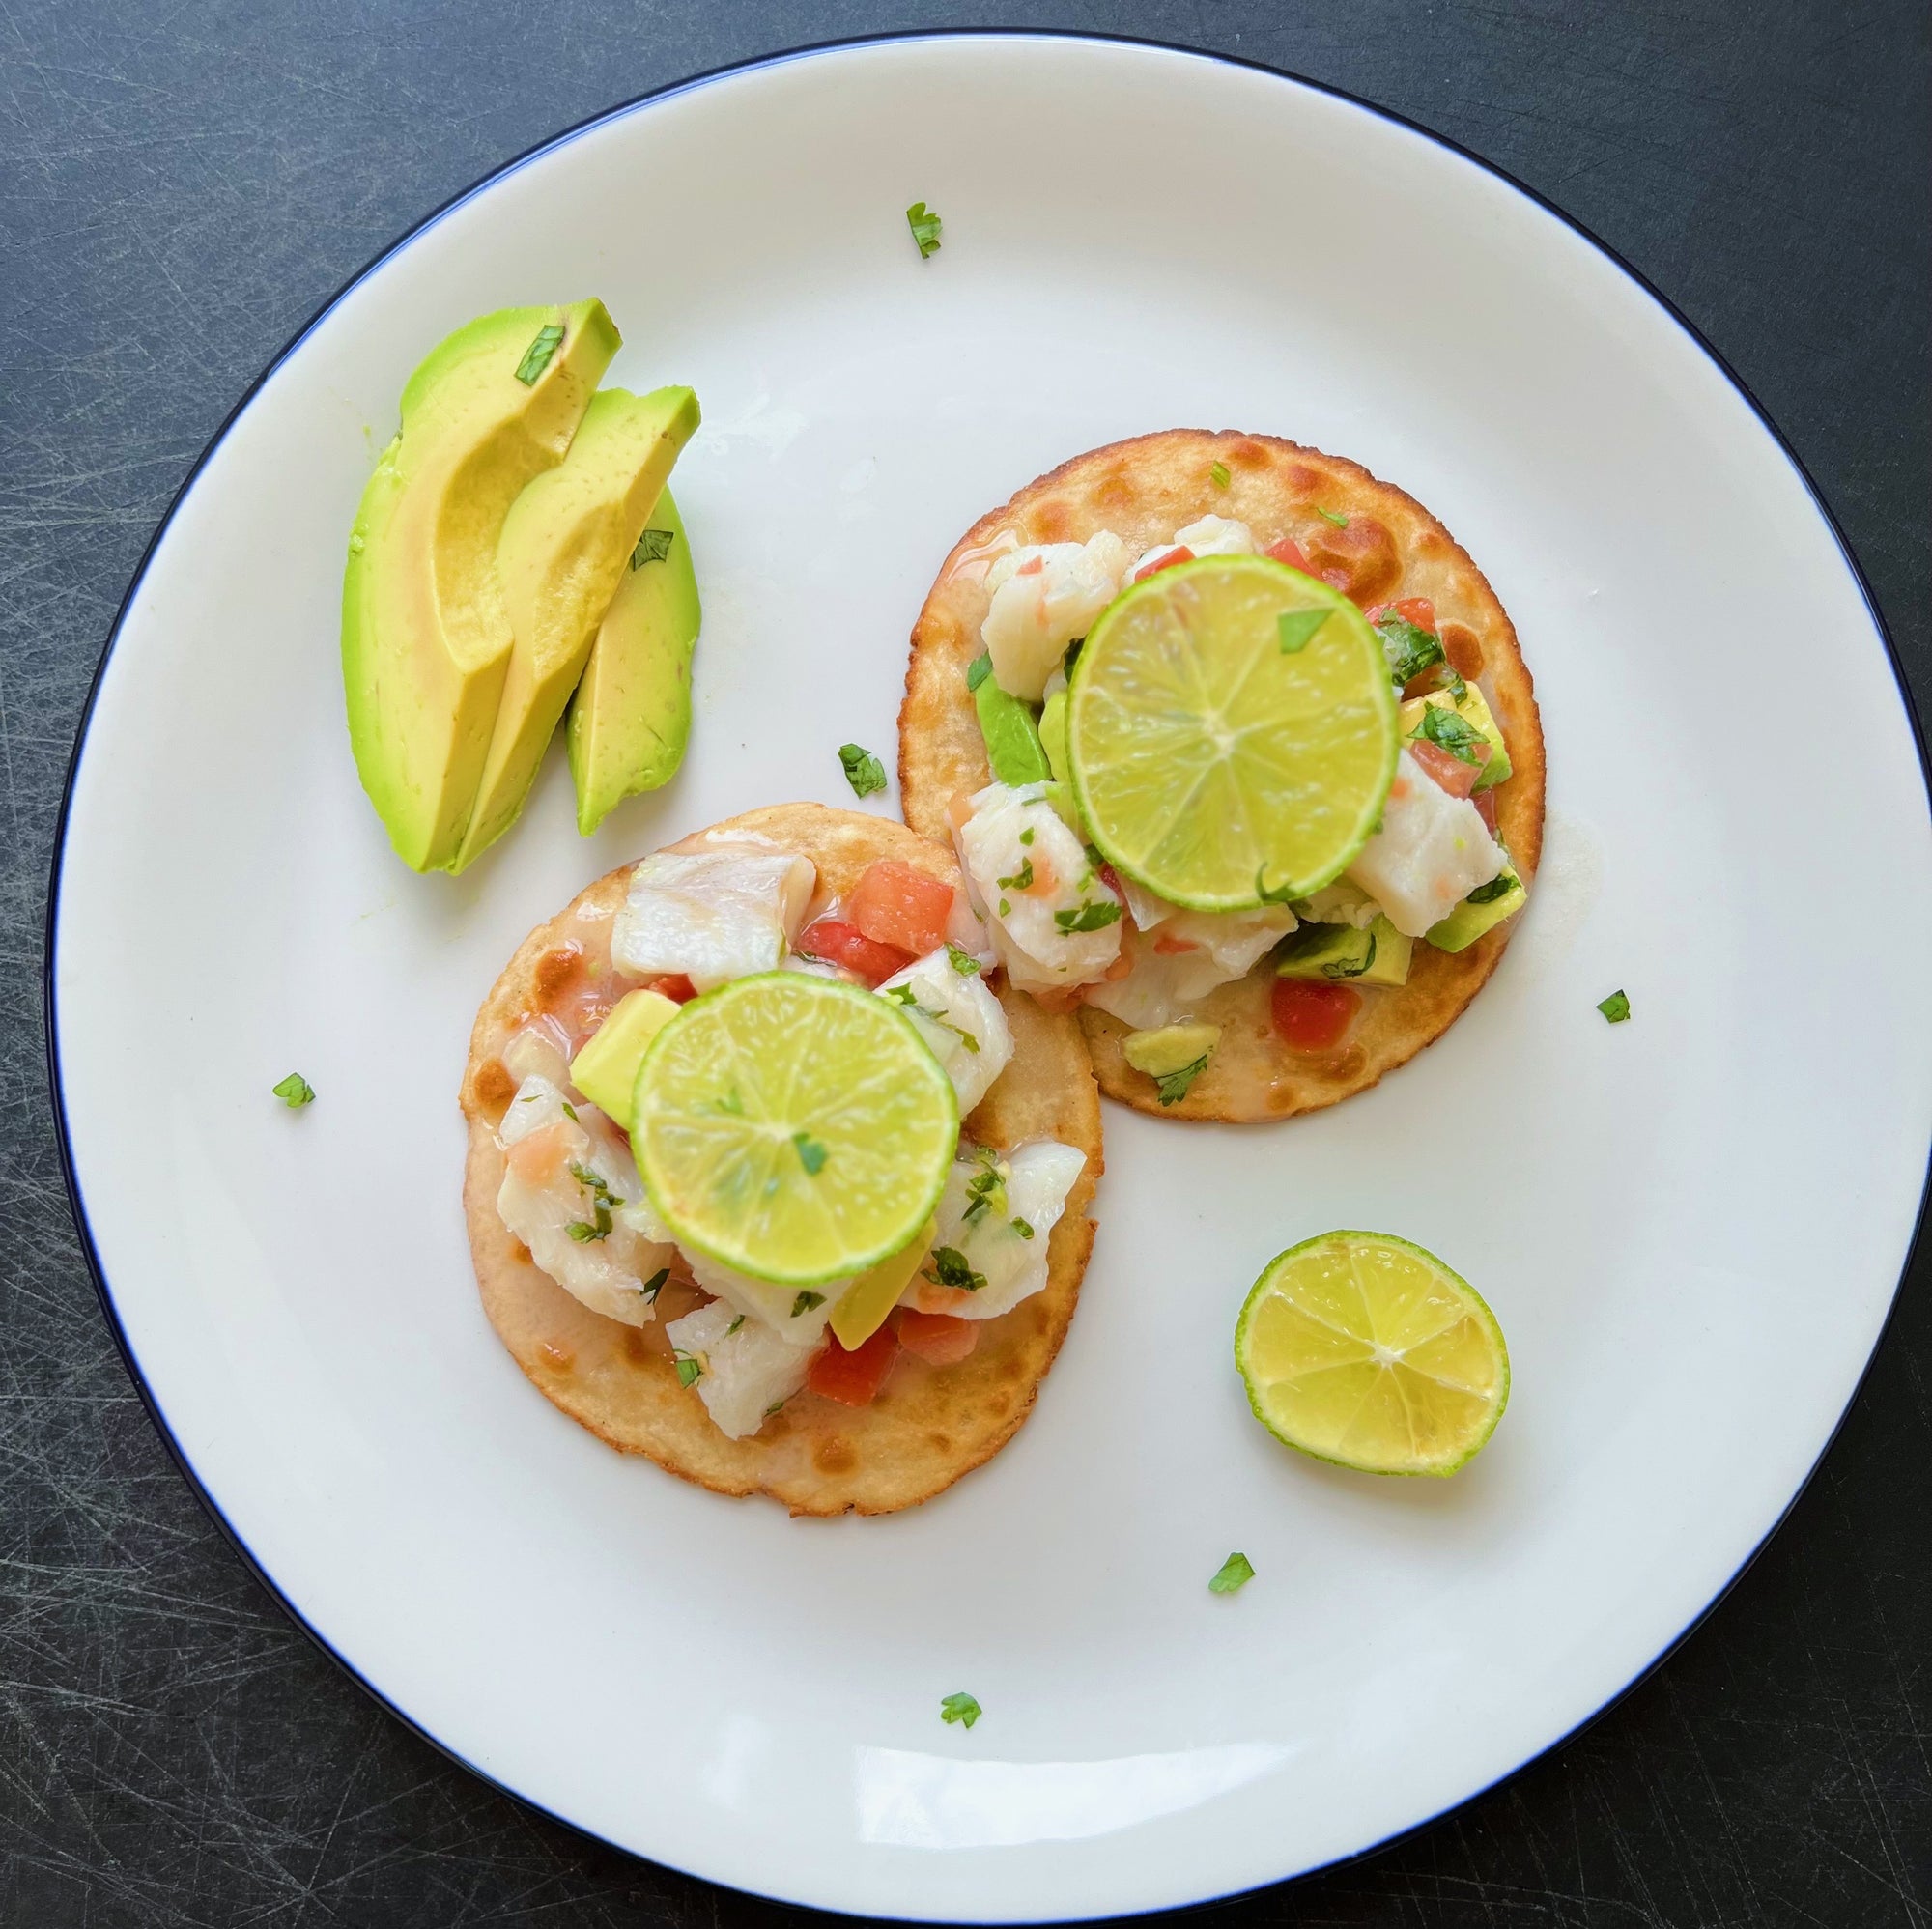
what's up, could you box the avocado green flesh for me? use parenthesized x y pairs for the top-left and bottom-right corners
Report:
(1277, 914), (1413, 986)
(566, 485), (702, 836)
(1401, 686), (1513, 791)
(976, 676), (1052, 786)
(1038, 689), (1069, 780)
(342, 300), (619, 872)
(453, 384), (700, 868)
(1426, 869), (1524, 952)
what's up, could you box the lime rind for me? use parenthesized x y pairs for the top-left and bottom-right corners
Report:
(1234, 1230), (1509, 1477)
(631, 972), (958, 1288)
(1065, 557), (1398, 912)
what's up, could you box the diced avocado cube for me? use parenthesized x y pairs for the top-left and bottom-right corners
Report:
(1276, 915), (1412, 987)
(1039, 688), (1069, 781)
(1426, 868), (1524, 952)
(1122, 1022), (1222, 1078)
(568, 987), (681, 1128)
(971, 657), (1052, 786)
(1399, 685), (1513, 790)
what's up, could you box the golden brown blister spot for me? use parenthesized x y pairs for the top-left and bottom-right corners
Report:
(927, 1433), (953, 1454)
(472, 1059), (515, 1114)
(509, 1239), (532, 1266)
(1031, 500), (1072, 542)
(1229, 438), (1271, 470)
(533, 944), (583, 1007)
(813, 1435), (858, 1476)
(1302, 514), (1401, 605)
(620, 1328), (650, 1366)
(1441, 621), (1485, 678)
(1095, 470), (1132, 511)
(540, 1340), (574, 1374)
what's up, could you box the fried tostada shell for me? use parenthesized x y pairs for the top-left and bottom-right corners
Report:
(898, 429), (1546, 1122)
(460, 803), (1102, 1515)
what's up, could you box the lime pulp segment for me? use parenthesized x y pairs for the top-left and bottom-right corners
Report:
(1235, 1231), (1508, 1476)
(630, 972), (958, 1288)
(1066, 557), (1397, 911)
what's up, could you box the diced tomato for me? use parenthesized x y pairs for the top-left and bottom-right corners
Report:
(1473, 787), (1499, 833)
(1271, 979), (1362, 1054)
(1264, 535), (1311, 571)
(1365, 596), (1437, 633)
(1096, 862), (1123, 896)
(1031, 984), (1089, 1014)
(807, 1324), (900, 1406)
(895, 1309), (980, 1366)
(1132, 544), (1195, 583)
(653, 974), (696, 1004)
(1016, 553), (1045, 576)
(1152, 932), (1200, 955)
(795, 918), (914, 988)
(846, 860), (956, 957)
(1409, 738), (1483, 799)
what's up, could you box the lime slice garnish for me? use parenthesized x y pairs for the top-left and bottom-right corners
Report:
(1235, 1231), (1508, 1476)
(1066, 557), (1397, 910)
(631, 973), (958, 1287)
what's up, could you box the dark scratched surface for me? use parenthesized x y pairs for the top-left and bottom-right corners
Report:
(3, 2), (1928, 1923)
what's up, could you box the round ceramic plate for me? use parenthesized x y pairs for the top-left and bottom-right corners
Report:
(48, 33), (1930, 1922)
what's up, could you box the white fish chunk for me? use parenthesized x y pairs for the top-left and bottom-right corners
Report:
(1348, 750), (1506, 938)
(1084, 903), (1295, 1029)
(981, 532), (1131, 700)
(496, 1075), (674, 1326)
(611, 844), (816, 990)
(902, 1140), (1087, 1321)
(954, 781), (1122, 994)
(665, 1300), (816, 1440)
(876, 947), (1014, 1116)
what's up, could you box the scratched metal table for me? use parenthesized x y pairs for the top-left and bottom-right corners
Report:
(5, 5), (1928, 1924)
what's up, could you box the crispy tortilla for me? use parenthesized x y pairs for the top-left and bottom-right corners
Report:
(460, 803), (1102, 1515)
(898, 430), (1546, 1122)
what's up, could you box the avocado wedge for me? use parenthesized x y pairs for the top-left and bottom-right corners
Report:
(453, 383), (700, 868)
(342, 301), (619, 872)
(566, 486), (702, 837)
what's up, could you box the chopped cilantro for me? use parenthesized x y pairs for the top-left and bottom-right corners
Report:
(1154, 1055), (1210, 1106)
(1209, 460), (1232, 489)
(1467, 875), (1518, 905)
(838, 742), (887, 799)
(629, 526), (674, 571)
(1315, 505), (1348, 528)
(940, 1691), (981, 1728)
(1412, 703), (1488, 765)
(1208, 1551), (1256, 1595)
(946, 942), (981, 976)
(640, 1267), (669, 1304)
(271, 1072), (315, 1109)
(1376, 612), (1444, 687)
(793, 1131), (829, 1176)
(1441, 666), (1469, 699)
(791, 1291), (825, 1318)
(1276, 608), (1330, 655)
(726, 1315), (746, 1336)
(924, 1246), (987, 1292)
(514, 322), (565, 385)
(1010, 1216), (1035, 1239)
(564, 1222), (598, 1243)
(566, 1162), (619, 1240)
(1054, 900), (1122, 932)
(906, 200), (943, 259)
(962, 1149), (1009, 1227)
(965, 652), (994, 693)
(560, 1100), (578, 1121)
(1018, 826), (1035, 846)
(998, 857), (1035, 892)
(998, 898), (1010, 917)
(1597, 989), (1632, 1024)
(673, 1350), (702, 1388)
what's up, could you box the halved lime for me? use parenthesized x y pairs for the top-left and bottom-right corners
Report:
(1235, 1232), (1508, 1476)
(1066, 557), (1396, 911)
(631, 972), (958, 1287)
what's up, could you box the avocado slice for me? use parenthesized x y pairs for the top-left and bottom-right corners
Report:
(828, 1217), (938, 1351)
(342, 301), (619, 871)
(1426, 867), (1524, 952)
(566, 486), (701, 836)
(1038, 688), (1069, 780)
(1276, 915), (1413, 986)
(1122, 1022), (1221, 1078)
(567, 986), (681, 1127)
(453, 384), (700, 868)
(1399, 686), (1513, 790)
(968, 655), (1052, 786)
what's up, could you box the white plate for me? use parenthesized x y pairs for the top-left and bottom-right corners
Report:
(49, 33), (1931, 1921)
